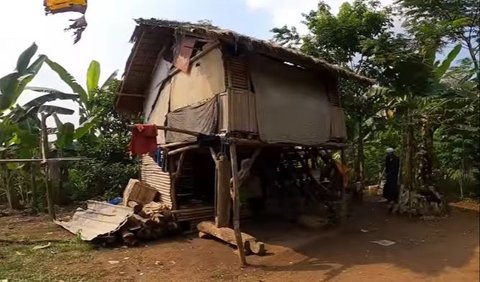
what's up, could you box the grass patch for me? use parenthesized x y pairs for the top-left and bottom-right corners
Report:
(0, 239), (105, 281)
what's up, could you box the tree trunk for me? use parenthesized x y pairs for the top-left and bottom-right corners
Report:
(41, 114), (55, 220)
(354, 120), (365, 185)
(420, 117), (434, 188)
(30, 162), (39, 212)
(404, 111), (415, 191)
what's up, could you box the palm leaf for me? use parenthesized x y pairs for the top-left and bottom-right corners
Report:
(74, 115), (99, 139)
(100, 70), (119, 90)
(0, 73), (19, 111)
(87, 60), (100, 99)
(52, 112), (63, 128)
(24, 87), (79, 109)
(38, 105), (75, 116)
(435, 44), (462, 80)
(45, 58), (88, 103)
(16, 43), (38, 73)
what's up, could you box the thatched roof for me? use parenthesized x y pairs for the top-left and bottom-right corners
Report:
(117, 18), (374, 113)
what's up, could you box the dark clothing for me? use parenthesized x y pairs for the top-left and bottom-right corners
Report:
(383, 154), (400, 202)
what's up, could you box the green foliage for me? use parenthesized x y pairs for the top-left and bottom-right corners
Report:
(66, 80), (139, 201)
(0, 43), (46, 112)
(271, 0), (479, 198)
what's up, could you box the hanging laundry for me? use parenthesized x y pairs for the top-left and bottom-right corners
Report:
(129, 124), (158, 155)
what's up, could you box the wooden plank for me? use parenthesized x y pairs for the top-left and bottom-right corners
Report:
(167, 144), (200, 156)
(197, 221), (265, 255)
(229, 143), (247, 266)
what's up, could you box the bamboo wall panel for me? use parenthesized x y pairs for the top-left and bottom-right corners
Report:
(222, 53), (258, 133)
(228, 89), (258, 133)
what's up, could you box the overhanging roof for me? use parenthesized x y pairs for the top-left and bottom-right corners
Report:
(116, 18), (375, 113)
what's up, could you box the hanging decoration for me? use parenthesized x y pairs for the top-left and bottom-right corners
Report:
(43, 0), (88, 44)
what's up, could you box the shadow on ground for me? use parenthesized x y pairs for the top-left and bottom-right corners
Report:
(243, 197), (480, 281)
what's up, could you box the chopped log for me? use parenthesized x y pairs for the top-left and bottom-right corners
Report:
(167, 221), (178, 234)
(152, 226), (167, 238)
(121, 229), (137, 246)
(197, 221), (265, 256)
(137, 226), (152, 240)
(127, 201), (143, 214)
(245, 238), (265, 255)
(198, 231), (210, 239)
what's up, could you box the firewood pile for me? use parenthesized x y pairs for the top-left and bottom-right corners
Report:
(117, 179), (178, 246)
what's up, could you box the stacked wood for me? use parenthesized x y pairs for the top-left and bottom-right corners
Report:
(118, 200), (176, 245)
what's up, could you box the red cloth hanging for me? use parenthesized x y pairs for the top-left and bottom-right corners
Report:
(129, 124), (158, 155)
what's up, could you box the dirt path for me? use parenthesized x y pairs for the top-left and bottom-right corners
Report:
(1, 199), (478, 282)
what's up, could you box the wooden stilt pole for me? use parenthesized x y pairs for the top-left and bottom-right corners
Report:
(209, 148), (232, 228)
(40, 114), (55, 220)
(229, 143), (247, 266)
(30, 160), (38, 212)
(339, 149), (347, 222)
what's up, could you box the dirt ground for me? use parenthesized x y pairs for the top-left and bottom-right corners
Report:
(1, 198), (479, 282)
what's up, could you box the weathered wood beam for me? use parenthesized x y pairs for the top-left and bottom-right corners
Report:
(209, 147), (232, 228)
(129, 124), (202, 137)
(229, 143), (247, 266)
(228, 137), (348, 149)
(160, 141), (196, 148)
(167, 144), (200, 156)
(197, 221), (265, 256)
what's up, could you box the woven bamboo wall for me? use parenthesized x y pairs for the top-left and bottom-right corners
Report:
(220, 54), (259, 133)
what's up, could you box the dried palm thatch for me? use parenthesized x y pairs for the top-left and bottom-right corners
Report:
(132, 19), (375, 85)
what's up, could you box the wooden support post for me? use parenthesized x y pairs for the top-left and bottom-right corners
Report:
(339, 149), (348, 222)
(41, 113), (55, 220)
(171, 151), (186, 210)
(30, 161), (38, 212)
(229, 143), (247, 266)
(210, 147), (232, 228)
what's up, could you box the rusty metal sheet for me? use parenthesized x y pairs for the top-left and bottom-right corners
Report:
(174, 37), (196, 73)
(55, 201), (133, 241)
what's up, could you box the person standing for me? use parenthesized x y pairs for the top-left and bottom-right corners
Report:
(383, 148), (400, 208)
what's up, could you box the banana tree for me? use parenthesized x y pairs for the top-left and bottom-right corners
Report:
(0, 43), (47, 209)
(32, 59), (118, 139)
(0, 43), (46, 114)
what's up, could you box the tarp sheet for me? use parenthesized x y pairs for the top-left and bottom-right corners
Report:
(55, 201), (133, 241)
(166, 97), (218, 143)
(250, 55), (331, 145)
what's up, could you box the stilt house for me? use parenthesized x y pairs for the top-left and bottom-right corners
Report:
(116, 19), (374, 232)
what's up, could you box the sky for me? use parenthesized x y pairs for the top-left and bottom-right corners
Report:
(0, 0), (395, 127)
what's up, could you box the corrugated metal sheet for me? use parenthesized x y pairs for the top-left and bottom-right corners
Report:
(141, 155), (172, 208)
(55, 201), (133, 241)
